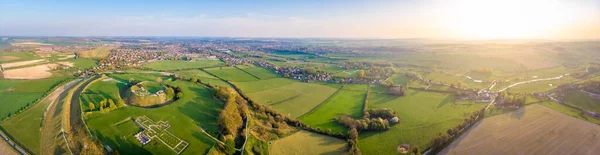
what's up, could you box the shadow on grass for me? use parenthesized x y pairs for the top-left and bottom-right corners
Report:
(437, 95), (454, 109)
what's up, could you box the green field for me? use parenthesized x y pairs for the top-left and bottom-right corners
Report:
(504, 76), (576, 93)
(299, 84), (367, 133)
(234, 78), (296, 93)
(0, 77), (69, 120)
(144, 60), (224, 70)
(243, 81), (339, 118)
(205, 67), (259, 82)
(86, 74), (223, 155)
(67, 58), (97, 69)
(358, 90), (486, 154)
(269, 130), (346, 155)
(172, 69), (233, 88)
(0, 52), (41, 63)
(238, 66), (281, 79)
(80, 79), (126, 112)
(563, 90), (600, 113)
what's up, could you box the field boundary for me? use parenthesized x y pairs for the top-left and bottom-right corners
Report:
(297, 85), (345, 119)
(233, 66), (261, 80)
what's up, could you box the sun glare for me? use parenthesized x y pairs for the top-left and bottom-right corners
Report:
(440, 0), (583, 39)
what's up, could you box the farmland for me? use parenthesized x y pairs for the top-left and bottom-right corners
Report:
(440, 104), (600, 155)
(358, 90), (486, 154)
(269, 130), (346, 155)
(299, 84), (368, 133)
(243, 81), (339, 118)
(204, 67), (259, 82)
(85, 73), (223, 154)
(144, 60), (224, 70)
(0, 77), (70, 120)
(563, 90), (600, 113)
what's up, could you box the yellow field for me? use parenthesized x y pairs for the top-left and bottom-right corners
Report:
(76, 47), (112, 58)
(269, 130), (346, 155)
(441, 104), (600, 155)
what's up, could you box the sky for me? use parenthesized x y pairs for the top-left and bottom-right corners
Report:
(0, 0), (599, 40)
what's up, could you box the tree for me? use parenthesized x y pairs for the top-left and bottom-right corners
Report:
(223, 138), (236, 155)
(109, 99), (117, 110)
(348, 127), (358, 139)
(89, 103), (96, 111)
(165, 87), (175, 99)
(340, 79), (345, 84)
(129, 78), (138, 84)
(116, 99), (125, 108)
(100, 106), (105, 113)
(176, 92), (184, 99)
(190, 77), (198, 83)
(218, 98), (243, 137)
(305, 67), (317, 74)
(156, 77), (162, 83)
(358, 70), (365, 78)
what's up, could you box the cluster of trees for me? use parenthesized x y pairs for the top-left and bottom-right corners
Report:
(366, 108), (397, 119)
(430, 109), (484, 151)
(496, 92), (526, 107)
(388, 85), (407, 96)
(213, 86), (250, 155)
(335, 115), (391, 131)
(336, 108), (399, 131)
(347, 127), (361, 155)
(89, 98), (125, 113)
(163, 85), (183, 100)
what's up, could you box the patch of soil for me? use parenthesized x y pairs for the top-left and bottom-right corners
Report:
(2, 64), (57, 79)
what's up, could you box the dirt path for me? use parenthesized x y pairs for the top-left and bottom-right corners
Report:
(39, 79), (82, 155)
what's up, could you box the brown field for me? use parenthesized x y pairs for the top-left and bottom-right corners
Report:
(2, 64), (58, 79)
(0, 140), (18, 155)
(440, 104), (600, 155)
(0, 59), (46, 69)
(269, 130), (346, 155)
(0, 56), (20, 61)
(57, 62), (74, 67)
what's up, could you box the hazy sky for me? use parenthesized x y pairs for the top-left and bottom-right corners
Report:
(1, 0), (599, 39)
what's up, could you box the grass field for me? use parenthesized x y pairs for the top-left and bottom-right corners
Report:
(269, 130), (346, 155)
(504, 76), (576, 93)
(144, 60), (224, 70)
(172, 69), (233, 88)
(299, 84), (367, 133)
(205, 67), (259, 82)
(80, 78), (126, 112)
(358, 90), (486, 154)
(234, 78), (296, 93)
(440, 104), (600, 155)
(245, 82), (339, 118)
(563, 90), (600, 113)
(66, 58), (97, 69)
(0, 52), (41, 63)
(86, 74), (223, 155)
(237, 66), (280, 79)
(0, 77), (69, 120)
